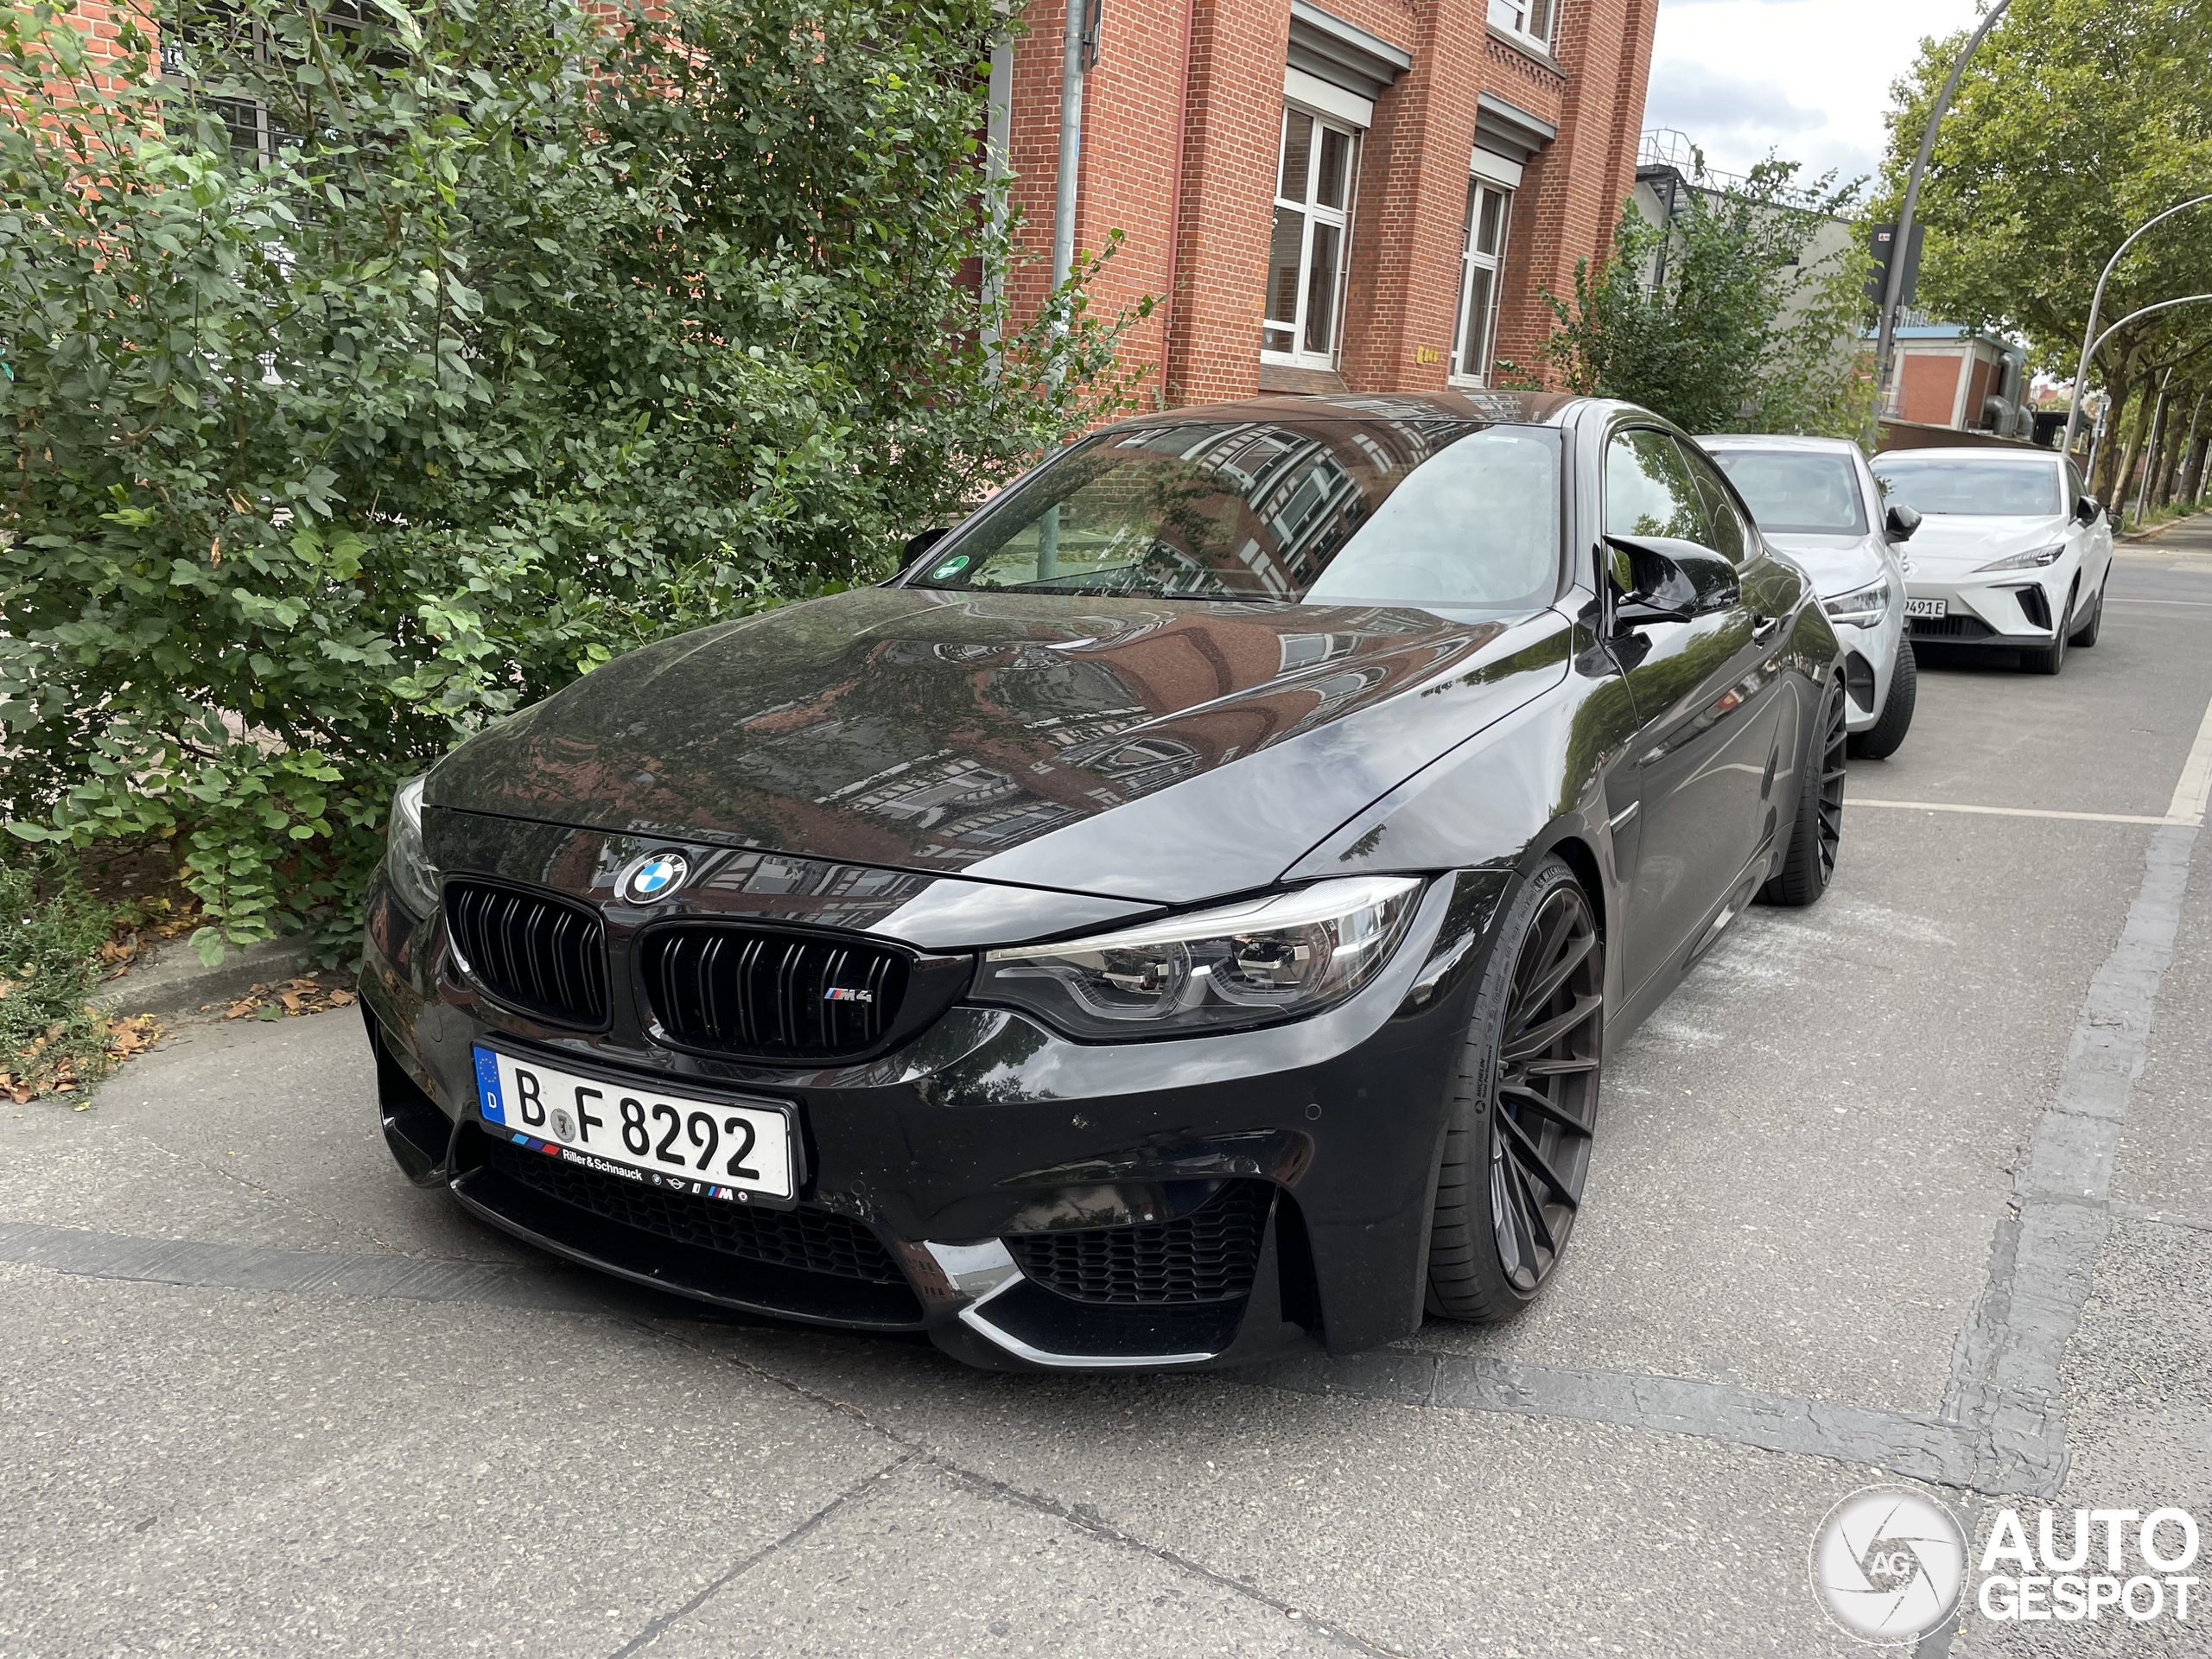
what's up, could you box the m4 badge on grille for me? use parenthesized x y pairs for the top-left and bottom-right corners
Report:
(823, 987), (874, 1003)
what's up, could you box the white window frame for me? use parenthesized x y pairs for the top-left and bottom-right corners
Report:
(1449, 177), (1515, 387)
(1487, 0), (1558, 54)
(1261, 90), (1364, 373)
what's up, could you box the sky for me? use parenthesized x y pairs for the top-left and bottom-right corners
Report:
(1643, 0), (1991, 192)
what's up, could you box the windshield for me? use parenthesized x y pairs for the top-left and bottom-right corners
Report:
(1872, 456), (2064, 517)
(1707, 448), (1866, 535)
(912, 417), (1561, 607)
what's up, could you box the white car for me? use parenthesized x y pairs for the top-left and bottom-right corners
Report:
(1867, 447), (2114, 676)
(1700, 434), (1916, 758)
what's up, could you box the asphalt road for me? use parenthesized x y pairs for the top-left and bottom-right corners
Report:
(7, 524), (2212, 1658)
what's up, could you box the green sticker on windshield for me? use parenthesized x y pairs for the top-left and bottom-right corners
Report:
(931, 555), (969, 578)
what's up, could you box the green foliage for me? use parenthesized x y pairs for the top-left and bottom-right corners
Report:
(0, 0), (1141, 964)
(1879, 0), (2212, 495)
(0, 850), (119, 1100)
(1532, 159), (1875, 439)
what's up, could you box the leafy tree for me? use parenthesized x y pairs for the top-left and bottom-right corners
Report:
(0, 0), (1141, 963)
(1529, 158), (1874, 438)
(1878, 0), (2212, 499)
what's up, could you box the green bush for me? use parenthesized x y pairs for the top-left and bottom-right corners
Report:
(1532, 159), (1875, 439)
(0, 0), (1140, 963)
(0, 851), (121, 1101)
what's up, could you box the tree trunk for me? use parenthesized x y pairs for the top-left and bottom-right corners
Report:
(2113, 378), (2157, 518)
(2187, 434), (2211, 505)
(2091, 370), (2134, 502)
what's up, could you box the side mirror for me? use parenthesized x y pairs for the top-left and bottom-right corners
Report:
(1606, 534), (1721, 629)
(901, 527), (953, 569)
(1885, 503), (1923, 543)
(2073, 496), (2100, 527)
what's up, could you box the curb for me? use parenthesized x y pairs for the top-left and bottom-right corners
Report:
(91, 936), (316, 1020)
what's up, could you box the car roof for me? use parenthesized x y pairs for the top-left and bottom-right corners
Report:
(1872, 448), (2061, 465)
(1697, 434), (1863, 454)
(1100, 390), (1587, 432)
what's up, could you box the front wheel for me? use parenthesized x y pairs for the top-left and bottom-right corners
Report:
(1847, 640), (1916, 760)
(1424, 857), (1604, 1323)
(1759, 677), (1846, 907)
(2069, 579), (2105, 647)
(2024, 582), (2075, 674)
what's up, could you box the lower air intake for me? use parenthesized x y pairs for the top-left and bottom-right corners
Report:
(1006, 1182), (1272, 1306)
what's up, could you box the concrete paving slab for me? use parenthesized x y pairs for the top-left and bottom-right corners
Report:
(639, 1459), (1349, 1659)
(0, 1265), (896, 1659)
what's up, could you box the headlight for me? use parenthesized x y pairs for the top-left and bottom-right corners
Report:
(1975, 543), (2064, 572)
(973, 875), (1425, 1040)
(385, 775), (441, 918)
(1821, 576), (1891, 626)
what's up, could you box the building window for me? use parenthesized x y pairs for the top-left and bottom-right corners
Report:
(1262, 106), (1360, 368)
(1487, 0), (1556, 52)
(1450, 181), (1513, 385)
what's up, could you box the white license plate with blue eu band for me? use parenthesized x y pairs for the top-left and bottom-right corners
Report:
(473, 1046), (796, 1204)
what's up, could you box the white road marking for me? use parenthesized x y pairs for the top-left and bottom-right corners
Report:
(1850, 798), (2182, 826)
(2167, 685), (2212, 825)
(2105, 596), (2212, 608)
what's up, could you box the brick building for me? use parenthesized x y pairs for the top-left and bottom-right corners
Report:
(991, 0), (1657, 406)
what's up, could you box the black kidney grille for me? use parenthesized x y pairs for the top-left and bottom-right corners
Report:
(641, 925), (907, 1058)
(445, 880), (608, 1027)
(486, 1138), (904, 1283)
(1007, 1182), (1272, 1306)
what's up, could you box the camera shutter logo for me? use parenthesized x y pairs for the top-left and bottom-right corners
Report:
(621, 851), (690, 905)
(1809, 1486), (1967, 1643)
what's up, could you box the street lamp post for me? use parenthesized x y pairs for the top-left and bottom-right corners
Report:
(2060, 194), (2212, 459)
(1872, 0), (2013, 436)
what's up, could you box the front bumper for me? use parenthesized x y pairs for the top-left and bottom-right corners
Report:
(359, 859), (1507, 1372)
(1903, 564), (2075, 652)
(1827, 604), (1904, 733)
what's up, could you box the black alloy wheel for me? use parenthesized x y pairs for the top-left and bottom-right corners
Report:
(1760, 677), (1847, 906)
(2024, 581), (2075, 674)
(1426, 857), (1604, 1320)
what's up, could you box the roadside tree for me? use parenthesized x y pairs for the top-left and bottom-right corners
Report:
(1531, 158), (1874, 439)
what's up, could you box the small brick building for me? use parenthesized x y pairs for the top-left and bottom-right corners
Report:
(992, 0), (1657, 406)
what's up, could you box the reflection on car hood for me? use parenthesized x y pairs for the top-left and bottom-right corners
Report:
(427, 586), (1571, 904)
(1894, 513), (2069, 570)
(1761, 531), (1885, 597)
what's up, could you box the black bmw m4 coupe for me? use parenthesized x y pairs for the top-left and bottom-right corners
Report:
(361, 391), (1847, 1371)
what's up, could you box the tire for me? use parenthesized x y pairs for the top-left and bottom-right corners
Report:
(1847, 640), (1916, 760)
(2024, 583), (2074, 674)
(2069, 580), (2104, 647)
(1759, 677), (1846, 908)
(1424, 856), (1604, 1324)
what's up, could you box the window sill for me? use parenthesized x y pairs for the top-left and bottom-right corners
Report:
(1486, 23), (1566, 78)
(1258, 360), (1351, 396)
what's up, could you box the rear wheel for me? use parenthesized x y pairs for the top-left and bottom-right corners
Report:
(1425, 858), (1603, 1323)
(1760, 677), (1846, 907)
(1847, 641), (1916, 760)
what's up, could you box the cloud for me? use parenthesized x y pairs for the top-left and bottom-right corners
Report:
(1644, 59), (1824, 138)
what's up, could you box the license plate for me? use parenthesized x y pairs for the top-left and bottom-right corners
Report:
(472, 1046), (796, 1205)
(1904, 597), (1948, 620)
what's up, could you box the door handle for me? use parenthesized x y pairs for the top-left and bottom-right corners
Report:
(1751, 613), (1784, 644)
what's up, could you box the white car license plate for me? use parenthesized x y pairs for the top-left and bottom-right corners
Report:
(473, 1046), (795, 1204)
(1904, 597), (1948, 620)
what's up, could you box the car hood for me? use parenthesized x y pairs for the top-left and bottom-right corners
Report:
(1760, 531), (1885, 597)
(427, 585), (1572, 905)
(1893, 513), (2069, 573)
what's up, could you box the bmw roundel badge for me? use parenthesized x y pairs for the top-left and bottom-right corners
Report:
(621, 851), (690, 905)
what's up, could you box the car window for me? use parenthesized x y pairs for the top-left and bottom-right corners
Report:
(1605, 429), (1714, 546)
(913, 419), (1562, 608)
(2065, 460), (2088, 505)
(1705, 448), (1867, 536)
(1677, 442), (1752, 563)
(1871, 456), (2065, 516)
